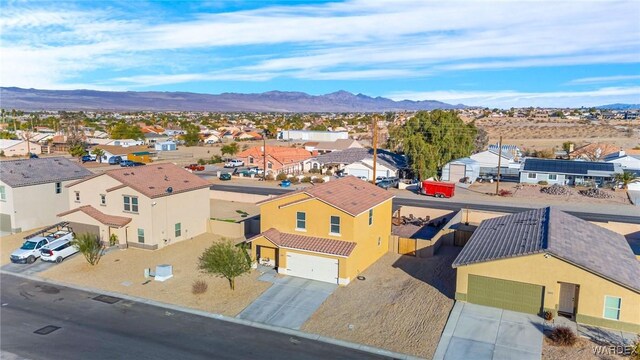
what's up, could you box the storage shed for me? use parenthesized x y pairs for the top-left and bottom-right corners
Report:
(154, 141), (177, 151)
(127, 151), (153, 163)
(441, 158), (480, 183)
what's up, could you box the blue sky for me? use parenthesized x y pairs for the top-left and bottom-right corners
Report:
(1, 0), (639, 108)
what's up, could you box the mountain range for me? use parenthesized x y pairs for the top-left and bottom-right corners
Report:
(595, 103), (640, 110)
(0, 87), (465, 112)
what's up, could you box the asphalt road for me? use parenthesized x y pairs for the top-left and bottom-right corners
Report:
(211, 184), (640, 224)
(0, 274), (387, 360)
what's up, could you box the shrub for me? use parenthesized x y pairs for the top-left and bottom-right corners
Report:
(325, 170), (333, 176)
(72, 233), (104, 266)
(301, 176), (312, 183)
(548, 326), (577, 346)
(109, 234), (118, 247)
(290, 177), (300, 184)
(191, 279), (208, 295)
(199, 240), (251, 290)
(264, 174), (275, 181)
(276, 173), (288, 181)
(543, 311), (554, 321)
(312, 177), (324, 184)
(538, 180), (548, 185)
(498, 189), (513, 197)
(309, 168), (321, 174)
(210, 155), (223, 164)
(630, 336), (640, 360)
(197, 158), (206, 165)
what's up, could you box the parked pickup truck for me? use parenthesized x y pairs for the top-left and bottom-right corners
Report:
(10, 222), (75, 264)
(185, 164), (205, 171)
(224, 159), (244, 168)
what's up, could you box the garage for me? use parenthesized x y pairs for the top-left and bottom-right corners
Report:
(467, 274), (544, 314)
(346, 167), (369, 180)
(449, 164), (466, 183)
(286, 252), (339, 284)
(0, 213), (12, 234)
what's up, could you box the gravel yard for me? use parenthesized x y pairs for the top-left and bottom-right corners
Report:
(468, 182), (631, 205)
(1, 228), (45, 266)
(542, 337), (625, 360)
(302, 246), (461, 359)
(39, 233), (271, 317)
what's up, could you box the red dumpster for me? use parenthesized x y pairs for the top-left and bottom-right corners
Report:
(420, 181), (455, 198)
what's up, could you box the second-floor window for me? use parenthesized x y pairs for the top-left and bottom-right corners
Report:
(100, 194), (106, 206)
(0, 185), (6, 201)
(296, 212), (306, 230)
(74, 191), (80, 202)
(249, 156), (254, 164)
(330, 216), (340, 235)
(267, 161), (273, 169)
(55, 182), (62, 194)
(124, 196), (139, 213)
(369, 209), (374, 226)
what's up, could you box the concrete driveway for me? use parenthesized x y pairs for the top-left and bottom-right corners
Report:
(1, 258), (60, 276)
(237, 274), (337, 330)
(434, 302), (543, 360)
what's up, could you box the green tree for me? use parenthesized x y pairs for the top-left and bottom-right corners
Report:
(388, 110), (477, 179)
(473, 126), (489, 153)
(0, 131), (17, 140)
(562, 141), (575, 153)
(221, 142), (240, 157)
(198, 240), (251, 290)
(182, 126), (201, 146)
(69, 143), (86, 159)
(615, 172), (637, 189)
(72, 233), (104, 265)
(91, 148), (105, 163)
(109, 122), (144, 140)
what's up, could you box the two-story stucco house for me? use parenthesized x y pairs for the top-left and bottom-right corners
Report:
(246, 176), (394, 285)
(58, 163), (211, 250)
(0, 157), (93, 234)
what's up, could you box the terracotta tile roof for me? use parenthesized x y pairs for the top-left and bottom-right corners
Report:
(237, 145), (312, 165)
(105, 163), (212, 198)
(569, 143), (620, 160)
(58, 205), (132, 227)
(248, 228), (356, 257)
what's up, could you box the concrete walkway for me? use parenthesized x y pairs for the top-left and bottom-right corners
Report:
(237, 272), (337, 330)
(434, 302), (544, 360)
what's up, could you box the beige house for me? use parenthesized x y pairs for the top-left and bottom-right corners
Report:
(59, 163), (211, 249)
(0, 139), (42, 157)
(0, 157), (93, 234)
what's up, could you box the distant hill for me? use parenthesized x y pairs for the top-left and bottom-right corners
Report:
(596, 103), (640, 110)
(0, 87), (466, 112)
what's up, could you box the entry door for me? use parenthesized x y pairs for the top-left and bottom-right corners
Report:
(558, 283), (576, 315)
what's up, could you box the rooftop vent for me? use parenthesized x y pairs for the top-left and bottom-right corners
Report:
(164, 175), (169, 181)
(149, 186), (155, 189)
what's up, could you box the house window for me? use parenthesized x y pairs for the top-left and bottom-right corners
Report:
(603, 296), (621, 320)
(296, 212), (306, 230)
(313, 163), (319, 169)
(249, 156), (254, 164)
(267, 161), (273, 169)
(527, 172), (537, 179)
(548, 174), (557, 181)
(74, 191), (80, 202)
(0, 185), (5, 201)
(378, 236), (381, 246)
(369, 209), (373, 226)
(330, 216), (340, 235)
(137, 228), (145, 243)
(124, 196), (139, 213)
(175, 223), (181, 237)
(100, 194), (106, 206)
(55, 182), (62, 194)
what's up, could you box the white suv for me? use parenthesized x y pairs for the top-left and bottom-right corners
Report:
(40, 238), (78, 263)
(224, 159), (244, 168)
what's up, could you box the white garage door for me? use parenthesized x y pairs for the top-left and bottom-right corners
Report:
(347, 168), (370, 180)
(286, 252), (339, 284)
(449, 164), (466, 182)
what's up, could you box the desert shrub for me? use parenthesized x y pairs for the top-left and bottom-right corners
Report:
(276, 173), (288, 181)
(289, 177), (300, 184)
(309, 168), (321, 174)
(548, 326), (577, 346)
(498, 189), (513, 197)
(301, 176), (312, 183)
(264, 174), (274, 181)
(630, 336), (640, 360)
(191, 279), (208, 295)
(312, 177), (325, 184)
(538, 180), (548, 185)
(543, 311), (554, 321)
(208, 155), (223, 164)
(325, 170), (333, 176)
(72, 233), (104, 266)
(197, 158), (206, 165)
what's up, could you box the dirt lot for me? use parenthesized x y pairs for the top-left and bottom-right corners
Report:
(302, 246), (461, 359)
(542, 337), (626, 360)
(40, 233), (271, 317)
(0, 228), (45, 266)
(468, 182), (632, 206)
(210, 199), (260, 221)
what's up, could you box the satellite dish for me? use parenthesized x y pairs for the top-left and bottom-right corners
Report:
(166, 187), (173, 193)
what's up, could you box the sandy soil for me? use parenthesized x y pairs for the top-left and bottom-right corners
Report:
(0, 227), (45, 265)
(210, 199), (260, 220)
(542, 337), (626, 360)
(468, 182), (631, 206)
(302, 246), (461, 359)
(40, 233), (271, 317)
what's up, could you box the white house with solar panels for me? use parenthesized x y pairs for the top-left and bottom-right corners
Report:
(519, 158), (623, 186)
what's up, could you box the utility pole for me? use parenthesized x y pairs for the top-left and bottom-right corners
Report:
(263, 130), (267, 180)
(495, 136), (503, 195)
(371, 116), (378, 185)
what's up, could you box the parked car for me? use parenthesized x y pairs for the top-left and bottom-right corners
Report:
(120, 160), (135, 167)
(10, 227), (74, 264)
(224, 159), (244, 168)
(281, 179), (291, 188)
(219, 173), (232, 181)
(185, 164), (205, 171)
(108, 156), (122, 165)
(81, 154), (96, 163)
(29, 153), (39, 159)
(356, 176), (368, 181)
(40, 238), (78, 263)
(131, 162), (145, 166)
(376, 178), (398, 189)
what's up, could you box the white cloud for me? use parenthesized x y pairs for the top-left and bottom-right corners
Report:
(387, 87), (640, 108)
(568, 75), (640, 85)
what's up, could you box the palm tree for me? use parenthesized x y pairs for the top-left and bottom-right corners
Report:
(615, 172), (637, 189)
(91, 148), (105, 163)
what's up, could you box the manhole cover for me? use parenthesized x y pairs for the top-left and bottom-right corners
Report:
(34, 325), (60, 335)
(93, 295), (121, 304)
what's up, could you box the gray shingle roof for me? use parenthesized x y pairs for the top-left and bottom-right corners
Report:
(314, 148), (407, 170)
(452, 207), (640, 292)
(0, 157), (93, 188)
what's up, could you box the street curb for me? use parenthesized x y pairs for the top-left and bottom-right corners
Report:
(1, 270), (424, 360)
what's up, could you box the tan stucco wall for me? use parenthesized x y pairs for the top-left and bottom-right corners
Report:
(456, 254), (640, 329)
(65, 174), (209, 248)
(2, 141), (41, 156)
(1, 179), (75, 232)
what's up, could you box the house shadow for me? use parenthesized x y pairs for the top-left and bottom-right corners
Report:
(390, 245), (462, 299)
